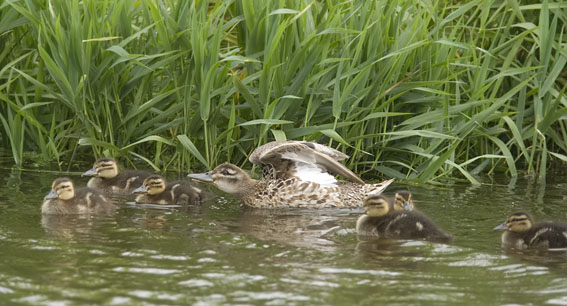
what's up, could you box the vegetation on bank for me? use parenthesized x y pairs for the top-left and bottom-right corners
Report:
(0, 0), (566, 183)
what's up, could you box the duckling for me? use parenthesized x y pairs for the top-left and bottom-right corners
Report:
(493, 212), (567, 249)
(390, 190), (415, 211)
(42, 178), (117, 215)
(82, 158), (153, 194)
(356, 194), (452, 242)
(187, 141), (394, 208)
(132, 175), (205, 205)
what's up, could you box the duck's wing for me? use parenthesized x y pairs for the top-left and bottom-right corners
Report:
(527, 223), (567, 249)
(249, 141), (365, 185)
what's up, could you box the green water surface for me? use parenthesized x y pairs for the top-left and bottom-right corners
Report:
(0, 168), (566, 305)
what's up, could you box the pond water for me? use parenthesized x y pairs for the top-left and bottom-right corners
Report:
(0, 166), (566, 305)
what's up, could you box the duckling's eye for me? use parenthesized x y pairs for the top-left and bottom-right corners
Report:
(222, 170), (230, 176)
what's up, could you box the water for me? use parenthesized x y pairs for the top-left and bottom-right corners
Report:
(1, 167), (567, 305)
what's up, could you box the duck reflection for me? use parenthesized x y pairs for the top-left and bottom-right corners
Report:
(235, 207), (358, 251)
(500, 248), (567, 271)
(41, 214), (114, 240)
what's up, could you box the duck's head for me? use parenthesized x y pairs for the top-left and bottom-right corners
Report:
(82, 158), (119, 178)
(493, 212), (534, 232)
(187, 163), (255, 195)
(133, 175), (166, 195)
(363, 194), (390, 217)
(393, 190), (414, 211)
(45, 178), (75, 200)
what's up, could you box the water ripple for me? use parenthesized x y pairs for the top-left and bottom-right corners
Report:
(112, 267), (180, 275)
(178, 279), (215, 287)
(318, 267), (401, 276)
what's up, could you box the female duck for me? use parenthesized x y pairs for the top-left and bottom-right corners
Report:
(82, 158), (153, 194)
(188, 141), (394, 208)
(356, 194), (452, 242)
(493, 212), (567, 249)
(133, 175), (205, 205)
(42, 178), (117, 214)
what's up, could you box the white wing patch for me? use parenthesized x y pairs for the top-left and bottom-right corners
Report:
(530, 228), (550, 246)
(416, 222), (424, 231)
(293, 162), (337, 186)
(171, 184), (180, 201)
(125, 177), (138, 190)
(86, 192), (93, 208)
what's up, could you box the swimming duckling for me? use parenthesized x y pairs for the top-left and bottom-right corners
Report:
(187, 141), (394, 208)
(82, 158), (153, 194)
(42, 178), (117, 215)
(493, 212), (567, 249)
(356, 194), (452, 242)
(132, 175), (205, 205)
(390, 190), (414, 211)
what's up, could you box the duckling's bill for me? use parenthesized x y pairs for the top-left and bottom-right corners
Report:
(44, 189), (58, 200)
(132, 185), (148, 194)
(187, 172), (213, 182)
(82, 168), (97, 177)
(493, 223), (507, 231)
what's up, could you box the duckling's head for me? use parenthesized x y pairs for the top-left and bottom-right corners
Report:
(45, 178), (75, 201)
(187, 163), (255, 195)
(493, 212), (534, 232)
(363, 195), (390, 217)
(82, 158), (119, 178)
(133, 175), (166, 195)
(393, 190), (414, 211)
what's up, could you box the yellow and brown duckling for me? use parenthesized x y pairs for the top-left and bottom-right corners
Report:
(187, 141), (394, 208)
(82, 158), (153, 194)
(356, 194), (452, 243)
(42, 178), (117, 215)
(390, 190), (415, 211)
(493, 212), (567, 249)
(132, 175), (205, 205)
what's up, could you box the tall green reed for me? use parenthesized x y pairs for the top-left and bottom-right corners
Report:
(0, 0), (566, 183)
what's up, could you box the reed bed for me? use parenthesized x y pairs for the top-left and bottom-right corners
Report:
(1, 0), (566, 183)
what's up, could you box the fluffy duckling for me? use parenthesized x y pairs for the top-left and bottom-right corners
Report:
(493, 212), (567, 249)
(132, 175), (205, 205)
(356, 194), (452, 242)
(42, 178), (116, 215)
(82, 158), (153, 194)
(390, 190), (415, 211)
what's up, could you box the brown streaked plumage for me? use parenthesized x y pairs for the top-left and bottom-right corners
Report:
(493, 212), (567, 249)
(82, 158), (153, 194)
(132, 175), (207, 205)
(42, 178), (116, 215)
(188, 161), (394, 209)
(356, 194), (452, 243)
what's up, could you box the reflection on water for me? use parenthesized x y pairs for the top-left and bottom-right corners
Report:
(0, 167), (567, 305)
(234, 207), (359, 252)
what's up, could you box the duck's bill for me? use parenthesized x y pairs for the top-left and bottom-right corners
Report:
(493, 223), (507, 231)
(403, 201), (413, 211)
(187, 172), (213, 182)
(44, 189), (58, 200)
(132, 185), (147, 194)
(81, 168), (97, 177)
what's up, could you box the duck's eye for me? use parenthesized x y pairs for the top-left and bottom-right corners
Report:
(222, 170), (230, 176)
